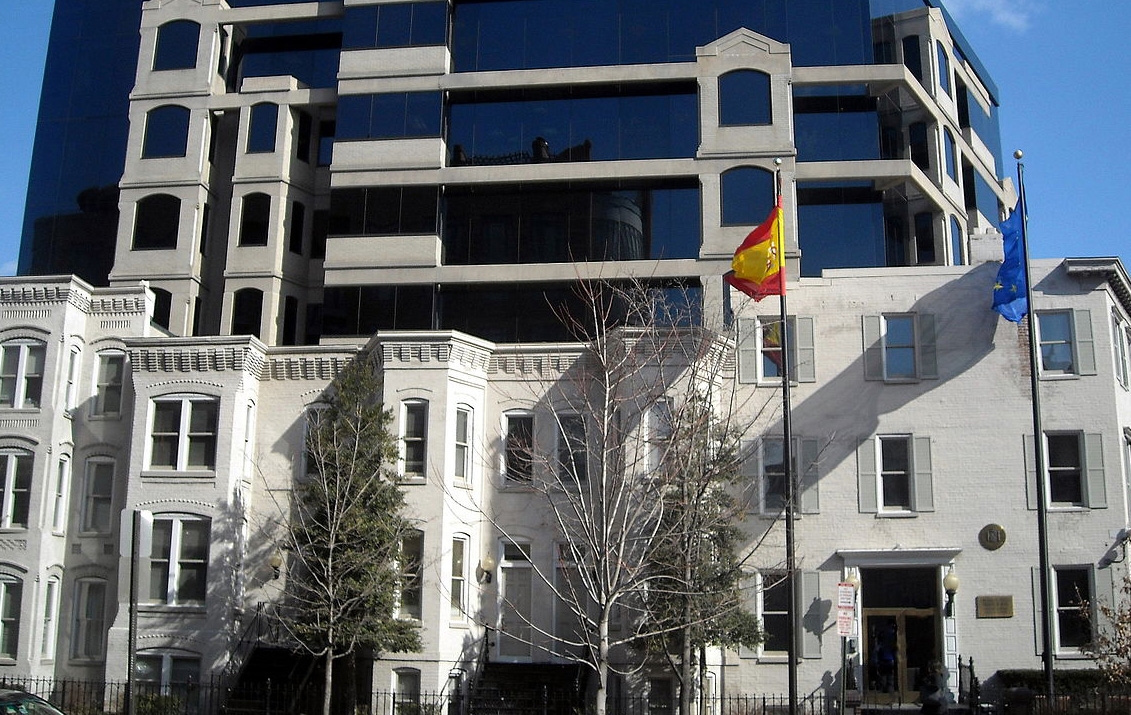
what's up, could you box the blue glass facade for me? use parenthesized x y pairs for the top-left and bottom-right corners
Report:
(19, 0), (142, 284)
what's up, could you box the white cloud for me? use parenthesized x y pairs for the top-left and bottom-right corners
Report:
(941, 0), (1036, 32)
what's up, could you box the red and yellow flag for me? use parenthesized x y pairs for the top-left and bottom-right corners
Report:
(724, 197), (784, 301)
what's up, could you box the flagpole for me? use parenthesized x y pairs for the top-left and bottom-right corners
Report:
(1014, 150), (1055, 703)
(773, 158), (798, 715)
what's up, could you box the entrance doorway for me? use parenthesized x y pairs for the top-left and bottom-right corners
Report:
(861, 568), (940, 704)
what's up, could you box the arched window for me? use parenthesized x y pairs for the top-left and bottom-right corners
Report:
(0, 341), (45, 409)
(232, 288), (264, 338)
(247, 103), (279, 153)
(72, 578), (107, 660)
(142, 106), (191, 159)
(81, 458), (115, 534)
(153, 20), (200, 71)
(0, 451), (32, 528)
(721, 167), (775, 226)
(950, 216), (965, 266)
(133, 195), (181, 250)
(0, 574), (23, 658)
(943, 128), (958, 182)
(718, 70), (771, 126)
(239, 194), (271, 246)
(936, 41), (951, 96)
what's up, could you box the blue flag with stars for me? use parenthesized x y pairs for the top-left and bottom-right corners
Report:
(992, 200), (1027, 322)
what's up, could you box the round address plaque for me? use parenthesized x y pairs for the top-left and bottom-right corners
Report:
(979, 523), (1006, 551)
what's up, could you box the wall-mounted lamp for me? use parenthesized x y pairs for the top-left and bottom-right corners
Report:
(269, 550), (284, 580)
(476, 553), (497, 584)
(943, 566), (960, 617)
(844, 570), (861, 595)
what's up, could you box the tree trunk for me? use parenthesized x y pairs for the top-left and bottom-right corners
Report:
(596, 613), (609, 715)
(322, 649), (335, 715)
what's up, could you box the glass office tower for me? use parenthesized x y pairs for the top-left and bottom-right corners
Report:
(20, 0), (1009, 344)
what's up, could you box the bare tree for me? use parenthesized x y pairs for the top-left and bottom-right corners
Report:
(480, 280), (774, 715)
(273, 354), (421, 715)
(1084, 571), (1131, 685)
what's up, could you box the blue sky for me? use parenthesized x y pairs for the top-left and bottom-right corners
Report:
(1, 1), (1128, 276)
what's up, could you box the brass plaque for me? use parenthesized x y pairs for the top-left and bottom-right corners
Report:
(979, 523), (1007, 551)
(976, 595), (1014, 618)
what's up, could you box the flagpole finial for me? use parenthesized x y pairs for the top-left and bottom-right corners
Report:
(774, 157), (783, 166)
(1014, 149), (1024, 160)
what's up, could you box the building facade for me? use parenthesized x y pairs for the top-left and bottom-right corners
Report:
(12, 0), (1131, 710)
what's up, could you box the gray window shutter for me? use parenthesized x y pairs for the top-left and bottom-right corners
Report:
(1084, 432), (1107, 508)
(857, 438), (878, 513)
(918, 314), (938, 379)
(794, 316), (816, 383)
(741, 439), (758, 481)
(738, 319), (758, 384)
(1031, 567), (1046, 655)
(799, 438), (820, 514)
(799, 571), (823, 659)
(1074, 309), (1096, 375)
(1023, 434), (1039, 510)
(863, 316), (883, 381)
(912, 436), (934, 512)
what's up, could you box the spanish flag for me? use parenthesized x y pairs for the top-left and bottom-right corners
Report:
(724, 197), (784, 301)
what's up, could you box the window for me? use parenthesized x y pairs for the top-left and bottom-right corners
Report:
(148, 396), (219, 471)
(231, 288), (263, 338)
(151, 288), (173, 331)
(1026, 432), (1106, 509)
(82, 460), (114, 533)
(450, 536), (467, 620)
(936, 41), (951, 96)
(93, 353), (125, 417)
(1113, 315), (1129, 389)
(400, 531), (423, 619)
(648, 679), (673, 715)
(393, 669), (421, 715)
(0, 341), (45, 408)
(557, 414), (587, 482)
(862, 314), (937, 382)
(148, 516), (210, 604)
(133, 195), (181, 250)
(1036, 310), (1096, 377)
(737, 316), (816, 383)
(759, 571), (789, 656)
(336, 92), (442, 140)
(239, 193), (271, 246)
(504, 413), (534, 483)
(0, 452), (32, 528)
(402, 401), (428, 478)
(902, 35), (923, 83)
(950, 216), (965, 266)
(40, 577), (59, 659)
(295, 110), (312, 163)
(0, 578), (22, 659)
(64, 348), (80, 411)
(142, 106), (191, 159)
(454, 406), (471, 482)
(718, 70), (771, 126)
(943, 128), (958, 182)
(857, 435), (934, 514)
(51, 459), (69, 532)
(720, 167), (775, 226)
(247, 103), (278, 153)
(72, 579), (106, 660)
(1053, 567), (1091, 650)
(343, 3), (448, 49)
(288, 201), (306, 255)
(909, 122), (929, 170)
(751, 437), (820, 516)
(136, 651), (201, 693)
(282, 296), (298, 346)
(648, 398), (673, 472)
(153, 20), (200, 71)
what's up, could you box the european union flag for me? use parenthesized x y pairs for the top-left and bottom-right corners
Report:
(992, 200), (1028, 322)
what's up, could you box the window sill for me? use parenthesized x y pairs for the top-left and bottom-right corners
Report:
(141, 470), (217, 479)
(0, 407), (41, 414)
(453, 479), (472, 490)
(875, 510), (918, 519)
(1048, 505), (1089, 513)
(87, 413), (123, 422)
(757, 654), (790, 664)
(398, 476), (427, 485)
(138, 604), (207, 615)
(1054, 649), (1090, 660)
(75, 530), (113, 539)
(1039, 373), (1080, 381)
